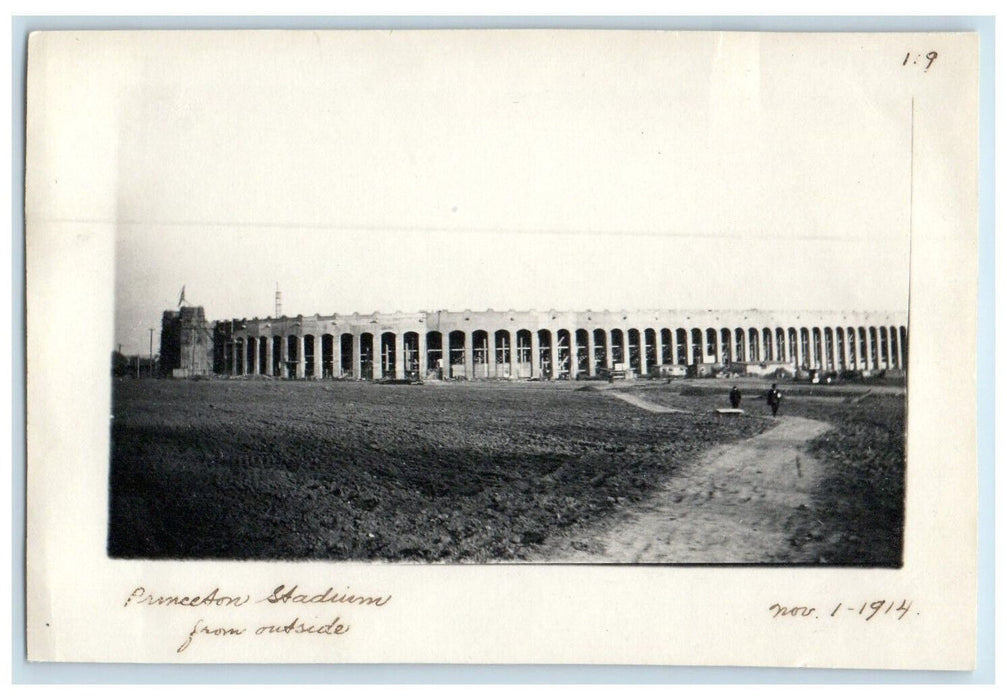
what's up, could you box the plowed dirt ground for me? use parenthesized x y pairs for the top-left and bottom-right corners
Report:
(108, 378), (904, 565)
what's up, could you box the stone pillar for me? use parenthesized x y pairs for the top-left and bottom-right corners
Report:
(891, 327), (901, 369)
(604, 330), (613, 370)
(265, 337), (273, 376)
(231, 342), (239, 376)
(654, 332), (663, 371)
(313, 335), (323, 379)
(507, 330), (516, 378)
(352, 334), (362, 379)
(395, 334), (406, 380)
(570, 332), (579, 379)
(336, 334), (344, 378)
(463, 332), (473, 380)
(417, 332), (427, 379)
(280, 335), (289, 378)
(639, 332), (648, 376)
(620, 330), (629, 370)
(830, 330), (839, 370)
(587, 331), (596, 377)
(685, 331), (695, 366)
(296, 336), (306, 378)
(549, 332), (559, 380)
(531, 331), (541, 379)
(488, 331), (497, 379)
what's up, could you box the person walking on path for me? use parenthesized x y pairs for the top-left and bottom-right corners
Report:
(767, 383), (782, 417)
(729, 385), (742, 409)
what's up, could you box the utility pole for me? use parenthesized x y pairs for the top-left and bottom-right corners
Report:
(149, 328), (155, 378)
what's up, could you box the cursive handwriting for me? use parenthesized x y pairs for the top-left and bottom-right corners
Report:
(770, 599), (914, 621)
(125, 586), (250, 608)
(124, 583), (390, 654)
(177, 619), (246, 653)
(258, 584), (392, 607)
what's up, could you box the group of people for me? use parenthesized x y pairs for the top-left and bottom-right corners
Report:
(729, 383), (782, 416)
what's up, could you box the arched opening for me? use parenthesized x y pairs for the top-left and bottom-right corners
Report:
(720, 328), (732, 364)
(835, 328), (846, 369)
(824, 328), (834, 369)
(812, 328), (822, 367)
(340, 334), (353, 376)
(644, 328), (658, 371)
(494, 330), (511, 378)
(425, 331), (443, 378)
(321, 334), (334, 377)
(762, 328), (773, 362)
(879, 327), (890, 367)
(472, 330), (490, 379)
(776, 328), (786, 362)
(403, 332), (420, 377)
(303, 334), (316, 378)
(538, 329), (553, 378)
(868, 327), (879, 368)
(611, 329), (625, 365)
(858, 327), (868, 369)
(245, 338), (255, 375)
(575, 329), (590, 377)
(749, 328), (759, 363)
(690, 328), (703, 364)
(799, 328), (810, 368)
(259, 337), (268, 375)
(272, 335), (283, 376)
(234, 338), (245, 375)
(516, 329), (533, 377)
(448, 330), (466, 379)
(593, 328), (608, 372)
(627, 328), (642, 373)
(847, 327), (858, 368)
(557, 329), (573, 378)
(380, 332), (396, 379)
(286, 335), (300, 378)
(735, 328), (746, 363)
(359, 333), (374, 380)
(675, 328), (688, 365)
(661, 329), (674, 365)
(788, 328), (798, 365)
(705, 328), (718, 363)
(900, 326), (908, 367)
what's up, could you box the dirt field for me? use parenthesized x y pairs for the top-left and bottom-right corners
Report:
(108, 377), (904, 565)
(108, 379), (768, 561)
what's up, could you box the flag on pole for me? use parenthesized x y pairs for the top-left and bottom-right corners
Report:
(178, 285), (186, 307)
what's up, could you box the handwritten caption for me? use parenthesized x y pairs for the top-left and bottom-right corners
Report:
(123, 584), (392, 654)
(769, 599), (916, 622)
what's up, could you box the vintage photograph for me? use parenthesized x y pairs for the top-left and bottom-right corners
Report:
(101, 31), (910, 566)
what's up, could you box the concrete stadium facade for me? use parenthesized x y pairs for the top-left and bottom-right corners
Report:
(211, 308), (908, 381)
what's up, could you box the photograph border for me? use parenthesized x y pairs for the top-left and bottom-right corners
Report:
(11, 13), (995, 683)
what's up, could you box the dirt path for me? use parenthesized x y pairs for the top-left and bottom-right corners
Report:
(607, 390), (688, 413)
(536, 415), (832, 563)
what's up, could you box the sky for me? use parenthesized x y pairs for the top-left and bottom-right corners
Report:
(34, 31), (914, 355)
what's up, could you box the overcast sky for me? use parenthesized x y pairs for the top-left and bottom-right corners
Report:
(46, 31), (912, 354)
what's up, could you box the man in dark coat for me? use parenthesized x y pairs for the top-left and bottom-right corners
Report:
(767, 383), (782, 416)
(729, 385), (742, 409)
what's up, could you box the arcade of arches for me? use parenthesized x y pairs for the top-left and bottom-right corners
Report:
(214, 309), (908, 381)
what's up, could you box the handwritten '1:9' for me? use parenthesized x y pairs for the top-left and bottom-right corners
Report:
(903, 51), (938, 71)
